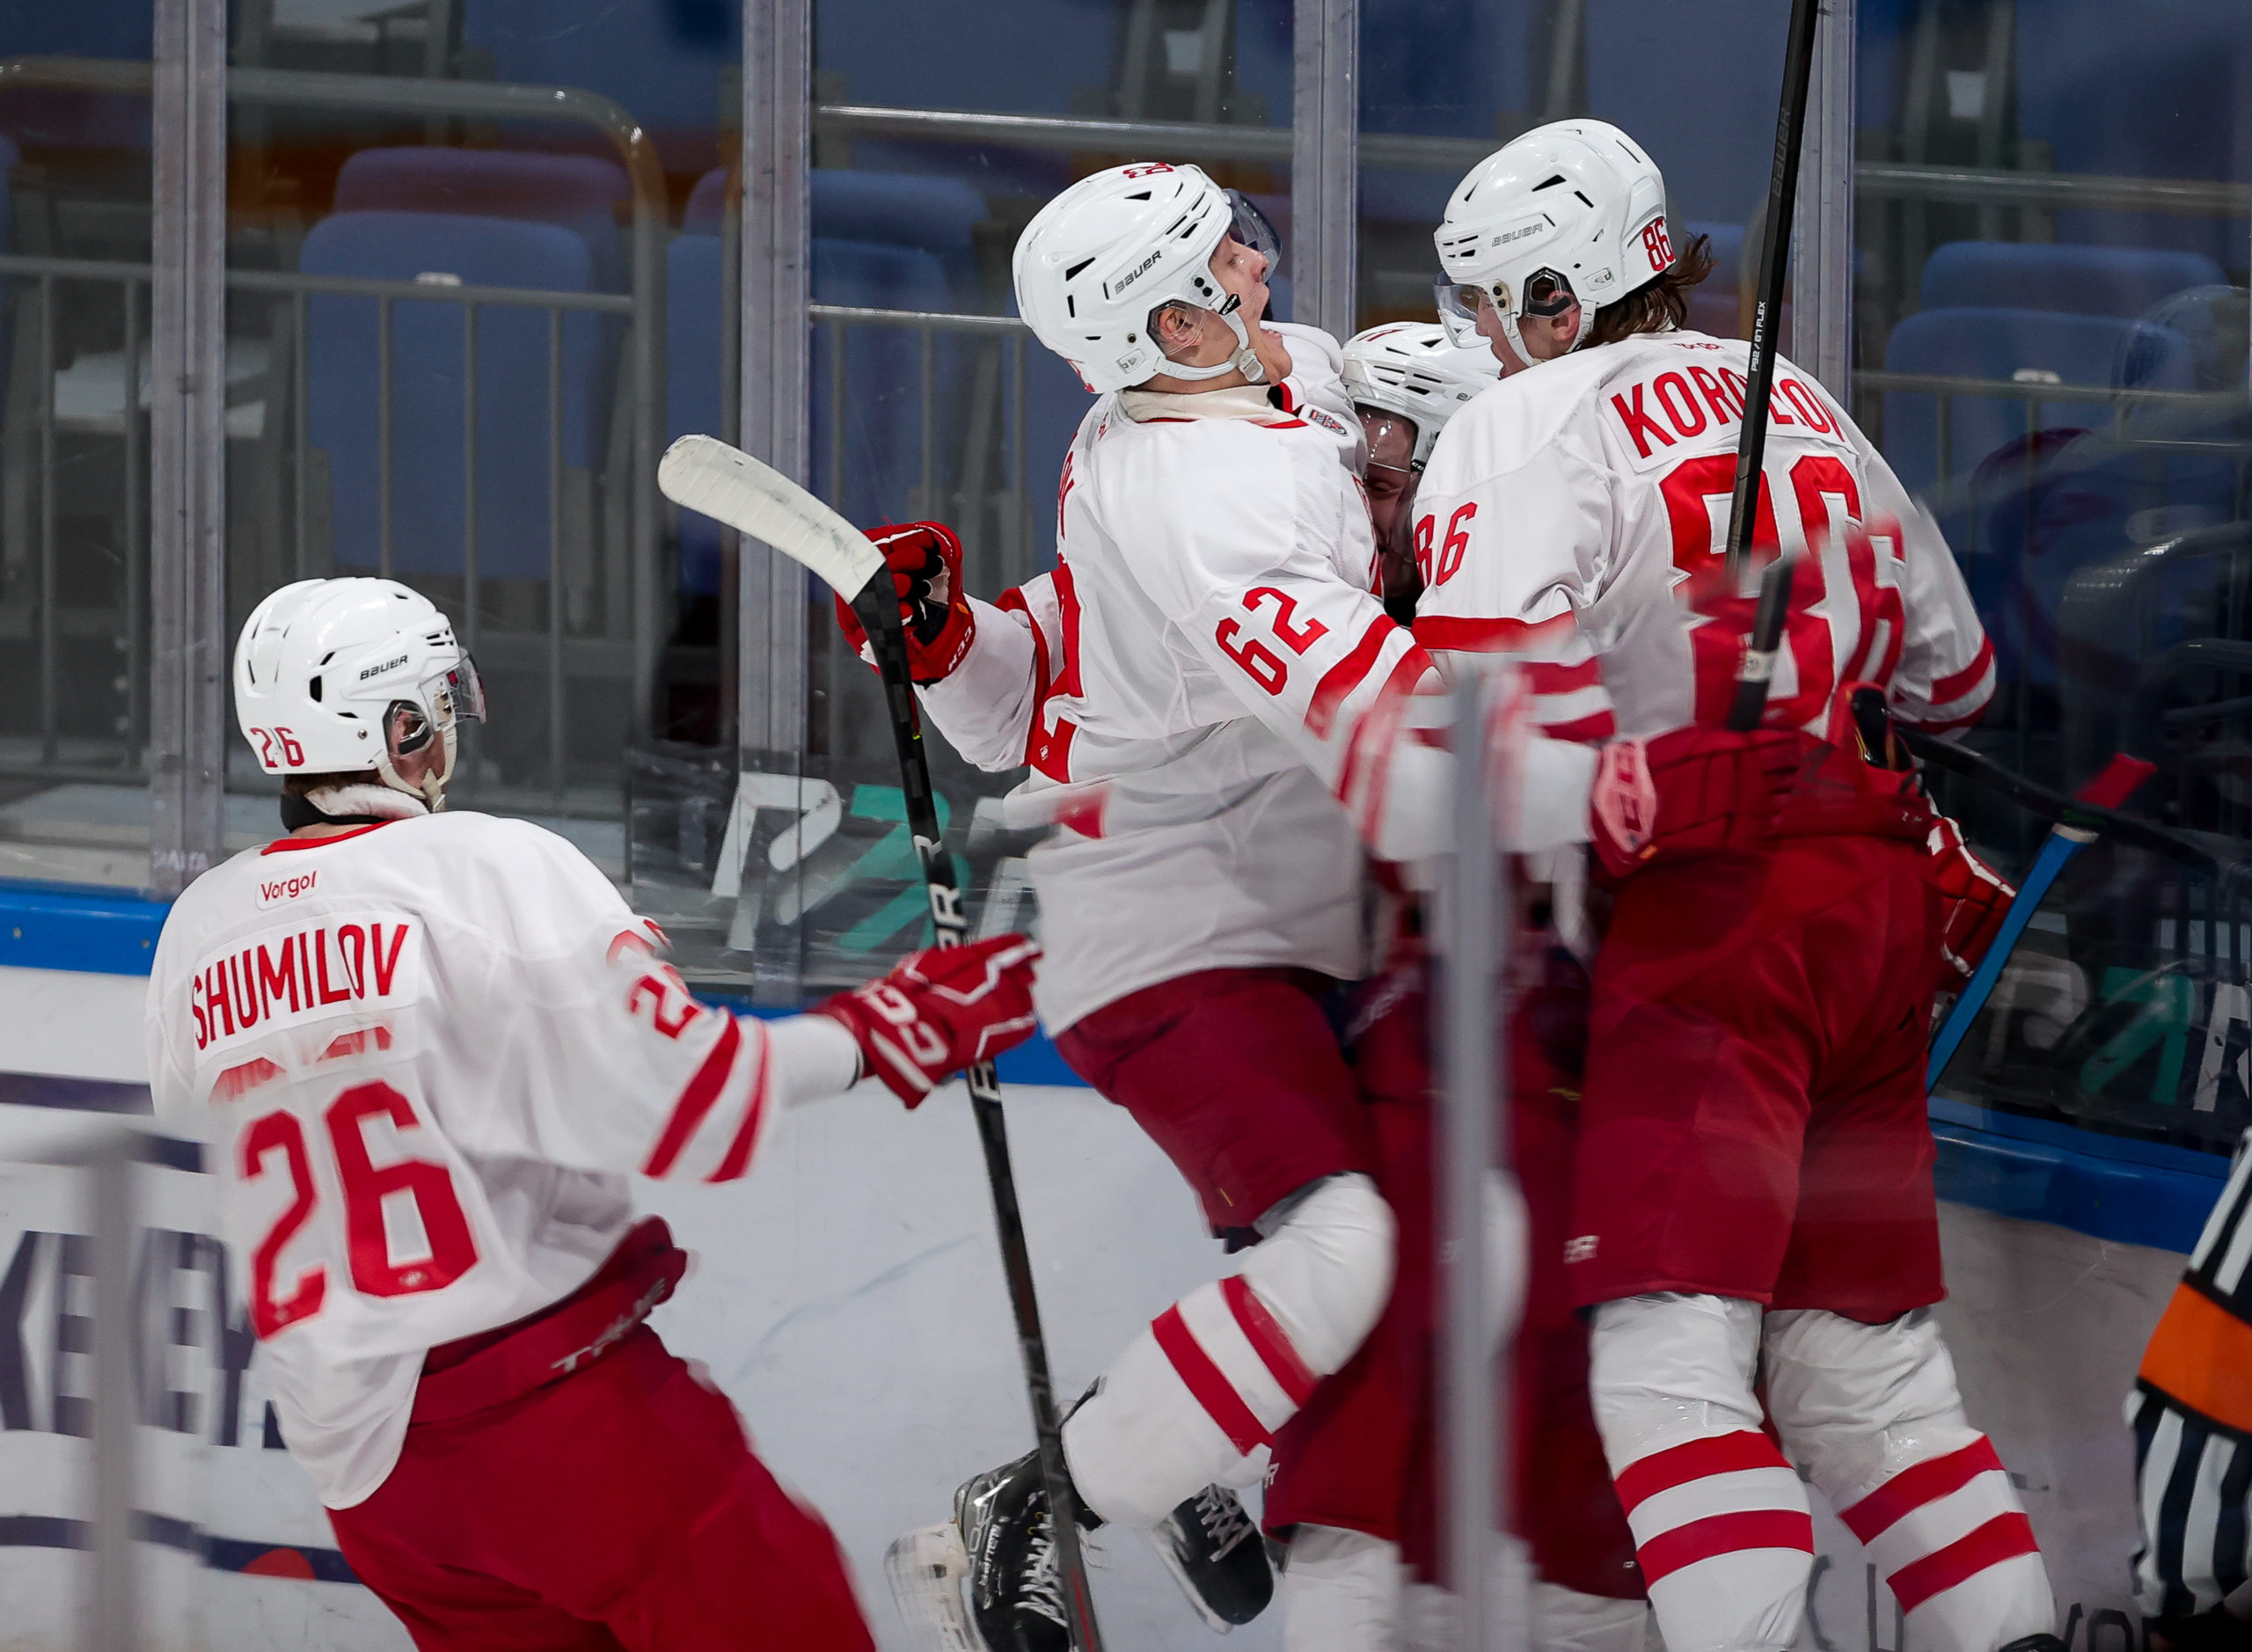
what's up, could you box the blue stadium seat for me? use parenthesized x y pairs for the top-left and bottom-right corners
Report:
(302, 210), (605, 581)
(1880, 306), (2196, 501)
(666, 230), (726, 594)
(811, 239), (953, 533)
(684, 167), (991, 308)
(0, 1), (154, 151)
(2014, 0), (2248, 267)
(460, 0), (737, 165)
(1359, 0), (1529, 226)
(1587, 0), (1787, 229)
(333, 149), (632, 291)
(667, 236), (961, 591)
(1919, 242), (2226, 322)
(815, 0), (1113, 115)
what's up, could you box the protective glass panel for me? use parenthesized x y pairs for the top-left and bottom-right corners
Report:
(1356, 0), (1796, 344)
(0, 10), (159, 887)
(221, 0), (739, 881)
(714, 0), (1298, 1005)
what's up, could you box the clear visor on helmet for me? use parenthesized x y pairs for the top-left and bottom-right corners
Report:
(1224, 189), (1284, 279)
(385, 655), (486, 759)
(1433, 268), (1577, 346)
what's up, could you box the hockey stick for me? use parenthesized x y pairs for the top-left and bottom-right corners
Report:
(1925, 750), (2156, 1092)
(1722, 0), (1823, 732)
(659, 435), (1106, 1652)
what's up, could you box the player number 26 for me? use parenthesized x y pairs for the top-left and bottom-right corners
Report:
(240, 1082), (479, 1337)
(247, 727), (306, 770)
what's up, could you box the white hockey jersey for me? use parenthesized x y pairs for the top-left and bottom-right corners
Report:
(145, 812), (859, 1508)
(919, 325), (1446, 1032)
(1411, 331), (1995, 749)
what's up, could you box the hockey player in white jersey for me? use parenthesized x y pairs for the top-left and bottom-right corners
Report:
(1410, 118), (2049, 1652)
(1341, 321), (1499, 622)
(842, 162), (1799, 1652)
(148, 577), (1044, 1652)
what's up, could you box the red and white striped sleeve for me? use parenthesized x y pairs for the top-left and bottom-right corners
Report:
(1118, 428), (1446, 858)
(1409, 427), (1620, 746)
(1861, 442), (1995, 734)
(914, 578), (1057, 774)
(461, 830), (859, 1182)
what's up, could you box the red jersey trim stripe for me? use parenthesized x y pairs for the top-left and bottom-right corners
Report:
(1613, 1431), (1788, 1515)
(1539, 710), (1619, 745)
(1221, 1275), (1318, 1407)
(1523, 657), (1603, 695)
(706, 1024), (773, 1183)
(1636, 1509), (1815, 1586)
(1929, 638), (1996, 707)
(262, 822), (393, 854)
(1414, 613), (1576, 654)
(642, 1015), (742, 1179)
(1839, 1438), (2006, 1543)
(1307, 618), (1400, 739)
(1152, 1304), (1269, 1455)
(1886, 1513), (2040, 1612)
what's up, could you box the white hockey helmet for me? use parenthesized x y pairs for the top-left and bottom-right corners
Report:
(1013, 161), (1283, 393)
(1342, 322), (1502, 470)
(233, 578), (486, 809)
(1432, 119), (1672, 359)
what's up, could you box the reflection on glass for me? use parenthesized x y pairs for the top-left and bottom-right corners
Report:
(1853, 0), (2252, 1159)
(713, 0), (1296, 1001)
(1356, 0), (1792, 340)
(223, 0), (741, 907)
(0, 11), (157, 886)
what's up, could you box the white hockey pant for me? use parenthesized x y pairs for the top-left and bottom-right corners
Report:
(1064, 1173), (1394, 1528)
(1276, 1527), (1653, 1652)
(1590, 1295), (2055, 1652)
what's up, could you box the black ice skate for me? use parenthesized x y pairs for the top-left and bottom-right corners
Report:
(1148, 1481), (1273, 1630)
(886, 1450), (1081, 1652)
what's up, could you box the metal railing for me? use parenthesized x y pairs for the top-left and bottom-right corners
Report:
(815, 100), (2252, 222)
(0, 56), (673, 813)
(808, 303), (1052, 597)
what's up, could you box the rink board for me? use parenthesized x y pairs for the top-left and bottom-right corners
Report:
(0, 920), (2214, 1651)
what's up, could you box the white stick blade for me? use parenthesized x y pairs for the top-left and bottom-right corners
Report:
(657, 433), (887, 601)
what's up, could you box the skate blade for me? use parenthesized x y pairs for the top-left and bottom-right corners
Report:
(886, 1523), (987, 1652)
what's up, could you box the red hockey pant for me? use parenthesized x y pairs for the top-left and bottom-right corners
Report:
(328, 1326), (873, 1652)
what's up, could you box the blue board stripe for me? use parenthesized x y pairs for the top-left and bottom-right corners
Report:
(0, 883), (169, 977)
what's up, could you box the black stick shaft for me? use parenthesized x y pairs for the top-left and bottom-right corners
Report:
(1723, 0), (1824, 731)
(850, 584), (1104, 1652)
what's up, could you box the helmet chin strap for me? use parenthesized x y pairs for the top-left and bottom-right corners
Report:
(1499, 288), (1597, 366)
(1153, 295), (1267, 385)
(371, 721), (457, 813)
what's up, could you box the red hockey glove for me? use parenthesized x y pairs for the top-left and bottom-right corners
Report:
(830, 521), (976, 684)
(815, 933), (1042, 1107)
(1926, 815), (2014, 982)
(1589, 726), (1802, 878)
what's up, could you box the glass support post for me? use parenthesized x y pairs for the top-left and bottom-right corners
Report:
(1292, 0), (1358, 340)
(149, 0), (230, 895)
(1796, 0), (1856, 400)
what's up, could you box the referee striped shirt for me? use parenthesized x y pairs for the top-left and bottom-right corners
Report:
(2130, 1128), (2252, 1619)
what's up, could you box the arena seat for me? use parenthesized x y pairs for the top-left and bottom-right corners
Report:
(333, 150), (632, 292)
(2014, 0), (2248, 267)
(459, 0), (737, 170)
(1919, 242), (2227, 323)
(667, 237), (955, 590)
(1880, 306), (2195, 502)
(303, 210), (605, 581)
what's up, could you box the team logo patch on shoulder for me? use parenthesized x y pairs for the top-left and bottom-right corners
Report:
(1305, 406), (1349, 437)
